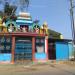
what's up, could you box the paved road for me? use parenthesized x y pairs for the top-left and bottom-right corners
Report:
(0, 63), (75, 75)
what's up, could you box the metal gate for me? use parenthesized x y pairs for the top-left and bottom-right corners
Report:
(15, 37), (32, 62)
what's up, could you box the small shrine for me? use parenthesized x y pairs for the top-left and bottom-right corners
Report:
(0, 12), (49, 63)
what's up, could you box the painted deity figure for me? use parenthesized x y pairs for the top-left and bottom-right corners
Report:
(20, 25), (28, 32)
(33, 20), (40, 33)
(33, 25), (40, 33)
(0, 18), (7, 32)
(40, 21), (48, 34)
(0, 18), (3, 32)
(42, 21), (48, 34)
(8, 23), (15, 32)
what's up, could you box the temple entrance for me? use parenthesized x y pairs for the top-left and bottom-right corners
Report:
(15, 37), (32, 63)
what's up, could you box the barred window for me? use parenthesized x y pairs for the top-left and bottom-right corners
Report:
(0, 36), (11, 53)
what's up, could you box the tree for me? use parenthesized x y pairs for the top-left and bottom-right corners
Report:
(0, 0), (17, 16)
(4, 2), (17, 16)
(0, 11), (4, 17)
(1, 2), (17, 22)
(19, 0), (29, 11)
(0, 0), (30, 22)
(0, 0), (30, 12)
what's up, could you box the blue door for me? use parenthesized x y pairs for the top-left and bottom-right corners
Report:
(15, 37), (32, 61)
(55, 42), (69, 60)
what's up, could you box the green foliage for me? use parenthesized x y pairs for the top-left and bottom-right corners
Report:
(0, 11), (4, 18)
(0, 0), (30, 16)
(19, 0), (30, 11)
(4, 2), (12, 16)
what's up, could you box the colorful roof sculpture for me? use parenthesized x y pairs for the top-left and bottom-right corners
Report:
(0, 17), (6, 28)
(16, 12), (33, 26)
(0, 18), (3, 27)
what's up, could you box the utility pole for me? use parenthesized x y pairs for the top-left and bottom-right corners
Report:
(70, 0), (75, 60)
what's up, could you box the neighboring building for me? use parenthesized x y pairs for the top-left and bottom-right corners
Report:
(48, 29), (62, 39)
(48, 29), (73, 61)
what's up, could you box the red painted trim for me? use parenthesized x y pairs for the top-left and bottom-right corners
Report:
(11, 36), (15, 64)
(32, 37), (35, 61)
(0, 32), (46, 37)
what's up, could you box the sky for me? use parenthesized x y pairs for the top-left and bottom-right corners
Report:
(28, 0), (72, 39)
(0, 0), (73, 39)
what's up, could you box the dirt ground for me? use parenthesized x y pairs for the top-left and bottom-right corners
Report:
(0, 62), (75, 75)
